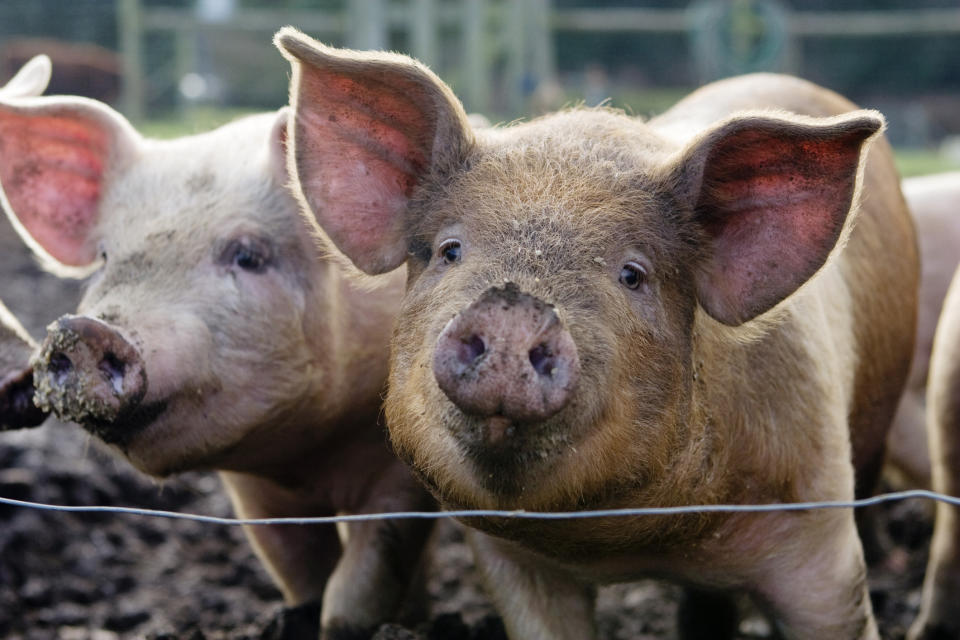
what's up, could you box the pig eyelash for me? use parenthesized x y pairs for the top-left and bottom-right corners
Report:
(437, 239), (462, 265)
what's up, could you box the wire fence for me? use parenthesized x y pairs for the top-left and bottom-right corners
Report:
(0, 488), (955, 527)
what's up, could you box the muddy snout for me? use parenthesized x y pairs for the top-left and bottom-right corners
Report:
(433, 283), (580, 423)
(32, 315), (147, 431)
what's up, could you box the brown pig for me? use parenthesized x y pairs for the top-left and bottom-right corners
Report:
(0, 90), (433, 636)
(910, 264), (960, 638)
(886, 172), (960, 488)
(277, 29), (918, 640)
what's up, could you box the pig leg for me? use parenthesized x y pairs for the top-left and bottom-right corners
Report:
(750, 511), (877, 640)
(317, 459), (435, 638)
(220, 471), (341, 604)
(467, 529), (597, 640)
(909, 271), (960, 640)
(321, 516), (433, 638)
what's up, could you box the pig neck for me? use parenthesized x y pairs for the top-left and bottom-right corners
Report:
(236, 259), (406, 494)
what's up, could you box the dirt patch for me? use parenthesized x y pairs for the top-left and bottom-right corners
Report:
(0, 215), (933, 639)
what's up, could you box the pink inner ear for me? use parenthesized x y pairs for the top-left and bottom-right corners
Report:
(294, 64), (436, 273)
(697, 128), (865, 324)
(0, 110), (107, 267)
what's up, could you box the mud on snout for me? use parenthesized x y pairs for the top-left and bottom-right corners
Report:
(32, 315), (161, 445)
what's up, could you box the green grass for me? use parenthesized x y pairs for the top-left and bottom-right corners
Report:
(139, 106), (261, 139)
(893, 149), (960, 178)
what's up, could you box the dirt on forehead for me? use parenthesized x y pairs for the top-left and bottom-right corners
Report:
(0, 214), (936, 639)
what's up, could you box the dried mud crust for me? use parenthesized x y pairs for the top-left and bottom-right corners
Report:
(0, 218), (933, 640)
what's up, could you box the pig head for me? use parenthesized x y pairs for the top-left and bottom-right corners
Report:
(279, 29), (917, 640)
(0, 88), (433, 637)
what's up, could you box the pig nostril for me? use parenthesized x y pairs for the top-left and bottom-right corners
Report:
(48, 352), (74, 385)
(457, 334), (486, 365)
(99, 352), (126, 395)
(529, 343), (556, 376)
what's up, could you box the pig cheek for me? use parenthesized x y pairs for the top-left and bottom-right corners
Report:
(120, 317), (224, 473)
(385, 304), (487, 501)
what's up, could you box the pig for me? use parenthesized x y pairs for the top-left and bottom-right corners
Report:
(886, 172), (960, 488)
(0, 89), (434, 637)
(910, 261), (960, 637)
(0, 54), (54, 430)
(0, 299), (45, 429)
(277, 29), (918, 640)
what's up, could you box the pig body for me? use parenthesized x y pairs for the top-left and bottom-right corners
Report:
(279, 31), (917, 640)
(886, 172), (960, 487)
(0, 93), (433, 637)
(910, 258), (960, 638)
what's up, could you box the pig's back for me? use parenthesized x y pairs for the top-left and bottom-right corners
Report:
(648, 73), (860, 143)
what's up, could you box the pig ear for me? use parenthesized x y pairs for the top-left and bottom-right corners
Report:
(275, 27), (474, 274)
(0, 96), (138, 274)
(0, 55), (52, 98)
(671, 111), (883, 326)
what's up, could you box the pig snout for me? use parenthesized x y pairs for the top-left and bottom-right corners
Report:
(432, 283), (580, 423)
(32, 315), (147, 433)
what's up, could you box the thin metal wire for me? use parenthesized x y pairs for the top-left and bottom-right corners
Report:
(0, 489), (955, 526)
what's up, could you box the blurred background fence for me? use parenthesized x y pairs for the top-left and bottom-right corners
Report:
(2, 0), (960, 169)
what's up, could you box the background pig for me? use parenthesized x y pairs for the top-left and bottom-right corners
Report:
(910, 264), (960, 639)
(0, 89), (433, 637)
(0, 299), (46, 430)
(278, 29), (917, 640)
(886, 172), (960, 488)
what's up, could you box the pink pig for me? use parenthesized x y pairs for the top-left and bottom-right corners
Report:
(0, 85), (432, 636)
(1, 55), (53, 430)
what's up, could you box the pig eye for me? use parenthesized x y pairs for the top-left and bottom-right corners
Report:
(438, 239), (462, 265)
(235, 247), (266, 272)
(619, 262), (647, 290)
(220, 238), (271, 274)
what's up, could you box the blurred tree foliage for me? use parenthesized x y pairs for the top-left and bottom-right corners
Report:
(1, 0), (958, 111)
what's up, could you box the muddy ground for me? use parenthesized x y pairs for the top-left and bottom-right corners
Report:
(0, 215), (936, 639)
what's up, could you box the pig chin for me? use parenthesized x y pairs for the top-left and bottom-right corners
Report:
(80, 398), (169, 449)
(439, 402), (578, 499)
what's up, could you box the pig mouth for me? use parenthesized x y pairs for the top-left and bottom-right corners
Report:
(450, 412), (574, 498)
(0, 367), (47, 430)
(79, 398), (169, 448)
